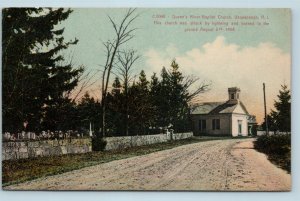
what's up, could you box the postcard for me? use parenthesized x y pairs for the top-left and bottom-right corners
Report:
(2, 8), (291, 191)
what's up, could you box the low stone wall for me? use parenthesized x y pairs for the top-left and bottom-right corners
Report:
(2, 132), (193, 160)
(2, 138), (92, 160)
(172, 132), (194, 140)
(104, 132), (193, 151)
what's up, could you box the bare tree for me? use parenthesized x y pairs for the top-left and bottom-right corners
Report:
(116, 49), (140, 136)
(183, 75), (211, 104)
(69, 69), (101, 101)
(100, 8), (139, 137)
(56, 52), (100, 102)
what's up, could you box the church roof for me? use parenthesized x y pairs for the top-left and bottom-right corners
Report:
(191, 101), (249, 115)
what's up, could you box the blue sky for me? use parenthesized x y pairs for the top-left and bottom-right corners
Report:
(0, 1), (299, 201)
(62, 8), (290, 70)
(58, 8), (291, 123)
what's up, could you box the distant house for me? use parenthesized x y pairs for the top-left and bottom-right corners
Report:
(191, 87), (257, 137)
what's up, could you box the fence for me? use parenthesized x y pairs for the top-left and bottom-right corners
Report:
(104, 132), (193, 150)
(2, 138), (92, 160)
(2, 132), (193, 160)
(2, 130), (88, 141)
(257, 131), (291, 136)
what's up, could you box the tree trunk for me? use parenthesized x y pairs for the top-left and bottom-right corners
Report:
(101, 96), (106, 137)
(125, 85), (129, 136)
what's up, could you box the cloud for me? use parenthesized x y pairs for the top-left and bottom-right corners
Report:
(143, 36), (291, 123)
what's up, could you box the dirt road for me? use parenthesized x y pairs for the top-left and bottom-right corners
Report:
(4, 138), (291, 191)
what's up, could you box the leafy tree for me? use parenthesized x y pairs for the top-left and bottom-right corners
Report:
(2, 8), (83, 132)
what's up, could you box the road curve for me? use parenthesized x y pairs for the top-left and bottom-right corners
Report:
(4, 138), (291, 191)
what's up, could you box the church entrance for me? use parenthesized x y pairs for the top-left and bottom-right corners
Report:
(238, 120), (242, 136)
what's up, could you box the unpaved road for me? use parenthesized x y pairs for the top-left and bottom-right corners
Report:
(4, 138), (291, 191)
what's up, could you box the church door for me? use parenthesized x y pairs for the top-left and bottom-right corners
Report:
(238, 120), (242, 135)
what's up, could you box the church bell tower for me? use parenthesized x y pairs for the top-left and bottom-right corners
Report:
(228, 87), (240, 104)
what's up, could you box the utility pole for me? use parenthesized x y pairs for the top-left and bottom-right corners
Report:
(263, 83), (269, 135)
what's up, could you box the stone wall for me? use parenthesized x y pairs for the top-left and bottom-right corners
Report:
(2, 138), (92, 160)
(104, 132), (193, 151)
(2, 132), (193, 160)
(172, 132), (194, 140)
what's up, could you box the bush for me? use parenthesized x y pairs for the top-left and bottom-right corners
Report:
(250, 125), (257, 136)
(254, 134), (291, 173)
(254, 134), (291, 155)
(92, 133), (107, 151)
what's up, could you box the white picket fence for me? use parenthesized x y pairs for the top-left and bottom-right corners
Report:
(257, 131), (291, 136)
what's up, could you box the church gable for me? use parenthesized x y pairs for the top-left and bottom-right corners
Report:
(191, 102), (225, 114)
(232, 103), (248, 115)
(191, 87), (256, 137)
(192, 87), (250, 115)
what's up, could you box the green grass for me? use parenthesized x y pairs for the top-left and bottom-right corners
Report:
(254, 134), (291, 173)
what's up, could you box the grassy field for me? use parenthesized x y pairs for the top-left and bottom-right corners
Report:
(254, 134), (291, 173)
(3, 137), (236, 186)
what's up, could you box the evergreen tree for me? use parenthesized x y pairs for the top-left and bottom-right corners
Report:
(272, 85), (291, 132)
(156, 67), (171, 128)
(128, 70), (152, 135)
(77, 92), (101, 133)
(2, 8), (83, 132)
(168, 59), (190, 132)
(149, 73), (160, 129)
(261, 114), (278, 132)
(153, 60), (192, 132)
(137, 70), (149, 91)
(112, 77), (122, 96)
(117, 49), (139, 135)
(106, 77), (125, 136)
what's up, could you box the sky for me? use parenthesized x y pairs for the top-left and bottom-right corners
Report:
(2, 2), (299, 201)
(60, 8), (291, 124)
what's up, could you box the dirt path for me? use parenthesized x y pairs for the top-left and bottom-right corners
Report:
(4, 138), (291, 191)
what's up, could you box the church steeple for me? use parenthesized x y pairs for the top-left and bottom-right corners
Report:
(228, 87), (240, 104)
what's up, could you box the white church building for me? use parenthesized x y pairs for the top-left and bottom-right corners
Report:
(191, 87), (257, 137)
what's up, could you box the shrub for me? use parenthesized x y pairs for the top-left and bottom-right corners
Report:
(250, 125), (258, 136)
(92, 133), (107, 151)
(254, 134), (291, 155)
(254, 134), (291, 173)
